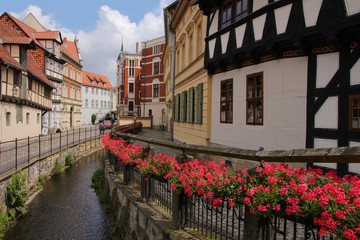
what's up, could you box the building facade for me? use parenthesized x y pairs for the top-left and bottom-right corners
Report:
(116, 43), (142, 117)
(61, 37), (83, 130)
(82, 71), (113, 125)
(141, 37), (167, 127)
(193, 0), (360, 174)
(164, 0), (211, 145)
(0, 22), (54, 141)
(0, 12), (66, 133)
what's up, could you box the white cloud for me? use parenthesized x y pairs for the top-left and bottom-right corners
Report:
(11, 1), (173, 86)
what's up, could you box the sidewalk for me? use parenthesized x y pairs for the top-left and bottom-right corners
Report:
(133, 129), (178, 157)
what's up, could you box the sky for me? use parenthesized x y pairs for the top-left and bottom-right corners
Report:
(1, 0), (175, 86)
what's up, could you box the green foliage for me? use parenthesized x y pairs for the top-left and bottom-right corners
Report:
(5, 171), (28, 218)
(52, 159), (62, 176)
(91, 114), (97, 124)
(91, 169), (107, 203)
(37, 174), (45, 186)
(65, 154), (73, 167)
(0, 211), (11, 232)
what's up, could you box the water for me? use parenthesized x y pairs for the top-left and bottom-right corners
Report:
(4, 151), (113, 240)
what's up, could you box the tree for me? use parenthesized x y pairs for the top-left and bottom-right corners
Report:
(91, 114), (96, 124)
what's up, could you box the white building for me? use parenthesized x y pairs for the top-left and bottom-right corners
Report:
(82, 71), (113, 124)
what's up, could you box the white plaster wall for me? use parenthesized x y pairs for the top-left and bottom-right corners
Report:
(315, 97), (338, 129)
(208, 10), (219, 36)
(316, 52), (339, 88)
(350, 58), (360, 86)
(221, 32), (230, 54)
(208, 39), (216, 59)
(344, 0), (360, 16)
(146, 102), (167, 126)
(82, 86), (111, 124)
(210, 57), (308, 150)
(235, 24), (247, 48)
(0, 102), (42, 141)
(252, 14), (267, 41)
(274, 4), (292, 34)
(302, 0), (323, 27)
(349, 141), (360, 174)
(253, 0), (268, 12)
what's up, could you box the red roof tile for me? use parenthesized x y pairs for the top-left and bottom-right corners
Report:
(1, 37), (33, 44)
(27, 51), (55, 88)
(2, 13), (46, 51)
(82, 71), (113, 90)
(0, 22), (34, 45)
(33, 31), (60, 40)
(61, 37), (80, 63)
(0, 44), (24, 70)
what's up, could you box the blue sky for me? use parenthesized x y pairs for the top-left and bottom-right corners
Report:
(1, 0), (174, 85)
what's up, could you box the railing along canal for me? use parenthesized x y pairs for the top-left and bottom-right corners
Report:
(0, 126), (109, 177)
(107, 124), (360, 240)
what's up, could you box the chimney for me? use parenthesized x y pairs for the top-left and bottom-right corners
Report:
(63, 37), (67, 43)
(136, 42), (139, 53)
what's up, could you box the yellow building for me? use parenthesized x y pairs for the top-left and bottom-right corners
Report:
(164, 0), (211, 145)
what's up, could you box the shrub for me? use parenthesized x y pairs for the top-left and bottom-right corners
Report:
(5, 171), (28, 218)
(91, 168), (107, 203)
(37, 174), (46, 186)
(52, 159), (62, 176)
(91, 114), (97, 125)
(65, 154), (73, 167)
(0, 211), (10, 233)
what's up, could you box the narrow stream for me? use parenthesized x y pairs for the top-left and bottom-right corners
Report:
(4, 150), (113, 240)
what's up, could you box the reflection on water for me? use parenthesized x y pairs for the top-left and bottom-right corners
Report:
(4, 150), (113, 240)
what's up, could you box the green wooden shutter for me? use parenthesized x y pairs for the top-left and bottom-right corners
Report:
(175, 93), (180, 122)
(188, 87), (194, 123)
(196, 83), (203, 124)
(180, 91), (187, 122)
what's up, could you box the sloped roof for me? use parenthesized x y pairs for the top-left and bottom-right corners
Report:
(0, 44), (24, 70)
(82, 71), (113, 90)
(61, 37), (81, 64)
(27, 51), (55, 88)
(1, 13), (46, 51)
(33, 31), (60, 40)
(0, 22), (34, 45)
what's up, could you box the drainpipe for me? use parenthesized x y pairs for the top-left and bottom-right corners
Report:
(170, 27), (176, 142)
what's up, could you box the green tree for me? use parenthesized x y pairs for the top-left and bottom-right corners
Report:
(91, 114), (97, 124)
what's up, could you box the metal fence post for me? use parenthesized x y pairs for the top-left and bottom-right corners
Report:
(50, 133), (52, 154)
(67, 129), (69, 147)
(73, 129), (75, 144)
(38, 135), (41, 158)
(15, 138), (18, 170)
(27, 136), (30, 164)
(60, 131), (62, 150)
(79, 128), (80, 143)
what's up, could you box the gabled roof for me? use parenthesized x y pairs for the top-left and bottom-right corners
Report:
(0, 22), (34, 45)
(0, 44), (24, 71)
(61, 37), (81, 64)
(27, 51), (55, 88)
(82, 71), (113, 90)
(0, 13), (46, 51)
(33, 31), (61, 41)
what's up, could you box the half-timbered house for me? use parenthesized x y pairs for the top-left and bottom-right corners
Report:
(191, 0), (360, 174)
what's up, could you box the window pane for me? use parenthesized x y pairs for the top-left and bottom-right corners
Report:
(247, 102), (254, 123)
(221, 111), (226, 122)
(243, 0), (247, 11)
(248, 78), (254, 98)
(353, 118), (359, 128)
(227, 102), (232, 121)
(255, 100), (263, 124)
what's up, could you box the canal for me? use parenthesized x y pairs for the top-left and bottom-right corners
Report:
(4, 150), (114, 240)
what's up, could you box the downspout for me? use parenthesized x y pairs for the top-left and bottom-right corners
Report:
(170, 26), (176, 142)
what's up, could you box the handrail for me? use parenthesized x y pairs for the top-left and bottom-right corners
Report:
(111, 131), (360, 163)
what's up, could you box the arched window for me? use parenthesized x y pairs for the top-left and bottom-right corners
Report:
(148, 109), (152, 117)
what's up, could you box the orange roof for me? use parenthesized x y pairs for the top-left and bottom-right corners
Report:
(61, 37), (80, 64)
(82, 71), (113, 90)
(33, 31), (60, 41)
(0, 22), (34, 45)
(0, 44), (24, 71)
(27, 51), (55, 88)
(1, 13), (46, 51)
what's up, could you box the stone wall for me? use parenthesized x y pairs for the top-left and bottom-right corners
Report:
(0, 137), (103, 212)
(104, 160), (195, 240)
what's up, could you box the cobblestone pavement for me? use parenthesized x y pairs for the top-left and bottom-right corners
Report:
(132, 129), (178, 157)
